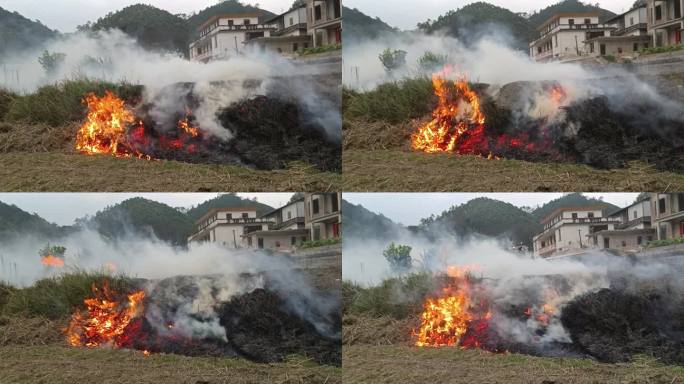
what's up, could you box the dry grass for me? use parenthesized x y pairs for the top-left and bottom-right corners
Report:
(0, 152), (341, 192)
(343, 149), (684, 192)
(0, 345), (341, 384)
(0, 121), (77, 153)
(343, 345), (684, 384)
(342, 118), (419, 151)
(0, 316), (64, 347)
(342, 314), (417, 346)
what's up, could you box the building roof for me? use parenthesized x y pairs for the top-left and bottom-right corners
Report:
(195, 206), (258, 224)
(537, 12), (600, 31)
(197, 13), (263, 31)
(540, 205), (608, 224)
(263, 4), (306, 24)
(603, 6), (645, 24)
(260, 197), (305, 218)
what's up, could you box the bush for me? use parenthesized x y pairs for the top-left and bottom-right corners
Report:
(418, 51), (448, 72)
(6, 80), (143, 126)
(300, 237), (342, 249)
(343, 77), (435, 124)
(344, 272), (435, 319)
(640, 44), (684, 56)
(0, 281), (16, 312)
(383, 242), (412, 273)
(647, 237), (684, 248)
(1, 271), (136, 319)
(379, 48), (407, 72)
(0, 89), (16, 121)
(301, 43), (341, 55)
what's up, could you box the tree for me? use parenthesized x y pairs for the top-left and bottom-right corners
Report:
(418, 51), (448, 72)
(38, 50), (66, 74)
(291, 0), (306, 9)
(379, 48), (407, 73)
(383, 242), (412, 272)
(289, 192), (305, 203)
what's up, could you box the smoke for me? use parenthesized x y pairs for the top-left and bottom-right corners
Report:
(1, 29), (340, 142)
(0, 225), (339, 341)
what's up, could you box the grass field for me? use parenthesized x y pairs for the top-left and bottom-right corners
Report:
(0, 345), (341, 384)
(0, 152), (341, 192)
(343, 345), (684, 384)
(343, 149), (684, 192)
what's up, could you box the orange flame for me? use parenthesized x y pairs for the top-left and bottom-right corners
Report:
(412, 70), (486, 153)
(40, 255), (65, 267)
(65, 281), (145, 348)
(178, 117), (199, 137)
(76, 91), (137, 157)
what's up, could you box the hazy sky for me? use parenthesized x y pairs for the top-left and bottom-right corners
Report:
(344, 0), (638, 30)
(344, 193), (640, 226)
(0, 0), (292, 32)
(0, 193), (294, 226)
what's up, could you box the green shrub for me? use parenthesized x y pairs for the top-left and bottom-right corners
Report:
(344, 272), (436, 319)
(300, 237), (342, 249)
(1, 271), (136, 319)
(0, 281), (16, 312)
(0, 89), (16, 121)
(647, 237), (684, 248)
(343, 76), (435, 124)
(379, 48), (407, 72)
(6, 80), (143, 126)
(418, 51), (448, 72)
(603, 55), (616, 62)
(301, 43), (341, 55)
(640, 44), (684, 56)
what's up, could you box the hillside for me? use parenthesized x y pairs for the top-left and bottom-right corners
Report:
(342, 199), (404, 240)
(85, 4), (190, 56)
(90, 198), (195, 246)
(0, 6), (57, 57)
(343, 6), (397, 42)
(0, 201), (65, 240)
(187, 1), (276, 38)
(530, 193), (621, 222)
(417, 2), (538, 51)
(528, 0), (617, 27)
(186, 193), (274, 222)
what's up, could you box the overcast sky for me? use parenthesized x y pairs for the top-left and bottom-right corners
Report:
(344, 193), (640, 226)
(0, 193), (294, 226)
(344, 0), (638, 30)
(0, 0), (292, 32)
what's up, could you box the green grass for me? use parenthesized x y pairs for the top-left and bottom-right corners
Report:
(640, 43), (684, 56)
(343, 273), (435, 319)
(343, 345), (684, 384)
(647, 237), (684, 248)
(343, 149), (684, 192)
(0, 89), (17, 121)
(1, 271), (134, 319)
(5, 80), (143, 126)
(0, 345), (341, 384)
(0, 152), (341, 192)
(343, 77), (435, 124)
(0, 282), (16, 313)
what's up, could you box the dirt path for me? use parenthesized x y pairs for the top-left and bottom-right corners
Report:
(343, 345), (684, 384)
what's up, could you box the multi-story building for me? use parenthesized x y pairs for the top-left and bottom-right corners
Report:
(585, 6), (652, 58)
(189, 13), (276, 62)
(646, 0), (683, 47)
(243, 197), (309, 251)
(529, 13), (614, 62)
(533, 206), (619, 258)
(305, 192), (341, 240)
(306, 0), (342, 47)
(246, 4), (312, 55)
(187, 206), (273, 248)
(651, 193), (684, 240)
(589, 197), (655, 251)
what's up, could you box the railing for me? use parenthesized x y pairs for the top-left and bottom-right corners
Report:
(615, 216), (651, 230)
(539, 23), (607, 38)
(200, 24), (277, 38)
(272, 23), (308, 37)
(273, 217), (305, 230)
(612, 23), (648, 36)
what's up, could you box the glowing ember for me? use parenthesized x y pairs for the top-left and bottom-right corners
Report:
(40, 255), (65, 267)
(76, 91), (139, 157)
(65, 281), (145, 348)
(412, 68), (487, 154)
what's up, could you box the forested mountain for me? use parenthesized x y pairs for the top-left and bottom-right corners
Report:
(90, 198), (195, 246)
(186, 194), (274, 222)
(0, 201), (65, 240)
(417, 2), (538, 51)
(83, 4), (190, 56)
(0, 6), (57, 57)
(342, 199), (404, 240)
(530, 193), (620, 222)
(528, 0), (617, 27)
(343, 6), (397, 42)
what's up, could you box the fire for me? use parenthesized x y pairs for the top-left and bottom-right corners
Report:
(65, 281), (145, 349)
(76, 91), (138, 157)
(40, 255), (65, 267)
(414, 266), (492, 348)
(412, 70), (487, 154)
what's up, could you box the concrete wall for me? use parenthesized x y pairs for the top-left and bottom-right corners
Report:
(594, 232), (653, 249)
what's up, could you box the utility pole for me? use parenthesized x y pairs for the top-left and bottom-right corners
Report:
(234, 36), (239, 54)
(578, 228), (583, 248)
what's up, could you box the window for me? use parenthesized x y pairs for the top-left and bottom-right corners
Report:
(314, 5), (322, 20)
(291, 237), (296, 245)
(590, 42), (595, 53)
(621, 240), (627, 247)
(332, 196), (339, 212)
(572, 213), (578, 219)
(618, 47), (623, 54)
(584, 18), (591, 24)
(659, 223), (668, 239)
(287, 211), (292, 219)
(244, 19), (251, 25)
(275, 241), (281, 248)
(634, 210), (638, 219)
(678, 194), (684, 212)
(228, 20), (234, 26)
(568, 19), (575, 26)
(313, 199), (320, 215)
(629, 17), (634, 26)
(655, 5), (662, 20)
(242, 212), (249, 218)
(313, 226), (321, 240)
(334, 0), (341, 18)
(633, 43), (639, 52)
(604, 237), (610, 248)
(226, 213), (232, 219)
(659, 197), (667, 214)
(637, 236), (642, 245)
(289, 17), (294, 26)
(293, 43), (299, 51)
(600, 44), (606, 55)
(258, 238), (264, 249)
(588, 212), (594, 219)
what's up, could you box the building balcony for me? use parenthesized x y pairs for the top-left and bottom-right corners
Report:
(536, 243), (558, 256)
(272, 23), (308, 36)
(615, 216), (651, 230)
(612, 23), (648, 36)
(198, 24), (276, 38)
(272, 217), (305, 230)
(538, 23), (608, 38)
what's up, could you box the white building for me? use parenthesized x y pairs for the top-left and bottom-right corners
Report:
(589, 197), (655, 251)
(188, 206), (273, 248)
(651, 193), (684, 240)
(585, 6), (651, 58)
(530, 13), (614, 62)
(243, 197), (309, 251)
(533, 206), (619, 258)
(246, 5), (312, 55)
(646, 0), (683, 47)
(305, 193), (341, 241)
(189, 13), (276, 62)
(306, 0), (342, 47)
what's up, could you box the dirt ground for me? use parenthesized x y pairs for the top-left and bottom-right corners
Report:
(0, 345), (341, 384)
(343, 149), (684, 192)
(343, 345), (684, 384)
(0, 152), (341, 192)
